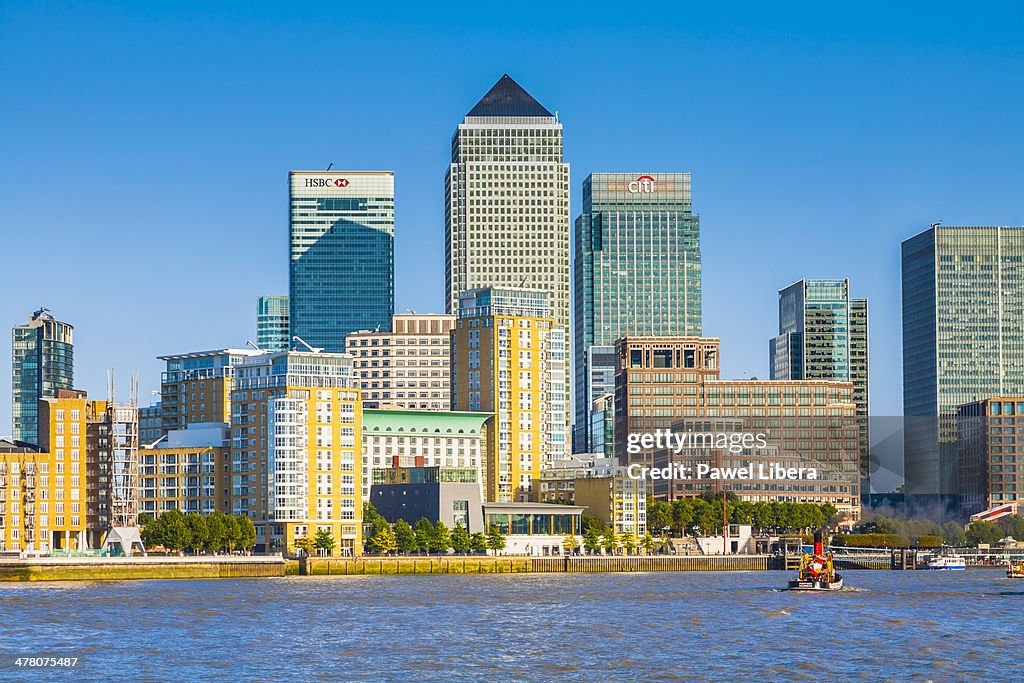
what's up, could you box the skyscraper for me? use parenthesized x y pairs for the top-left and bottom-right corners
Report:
(573, 172), (701, 451)
(769, 279), (869, 482)
(12, 308), (74, 445)
(444, 74), (571, 330)
(289, 171), (394, 352)
(902, 225), (1024, 496)
(257, 295), (290, 352)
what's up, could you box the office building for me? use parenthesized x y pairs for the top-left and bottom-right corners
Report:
(536, 454), (617, 505)
(370, 466), (484, 531)
(574, 173), (701, 451)
(614, 337), (860, 518)
(158, 349), (262, 436)
(345, 314), (455, 410)
(361, 408), (491, 503)
(769, 279), (869, 483)
(139, 422), (230, 517)
(574, 473), (647, 539)
(289, 171), (394, 352)
(903, 226), (1024, 495)
(444, 74), (571, 330)
(956, 398), (1024, 516)
(483, 502), (583, 556)
(230, 350), (363, 555)
(257, 295), (290, 352)
(12, 308), (74, 445)
(451, 287), (568, 502)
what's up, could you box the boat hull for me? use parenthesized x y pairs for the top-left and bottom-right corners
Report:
(786, 576), (844, 591)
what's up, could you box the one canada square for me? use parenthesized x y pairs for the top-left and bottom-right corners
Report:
(444, 75), (571, 330)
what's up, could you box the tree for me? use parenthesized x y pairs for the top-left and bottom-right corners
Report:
(430, 521), (451, 554)
(371, 524), (397, 555)
(622, 531), (637, 555)
(414, 518), (435, 554)
(601, 526), (619, 555)
(394, 519), (418, 555)
(581, 514), (604, 533)
(140, 513), (163, 549)
(999, 515), (1024, 541)
(641, 532), (657, 554)
(450, 522), (471, 554)
(161, 509), (189, 552)
(224, 515), (241, 552)
(237, 515), (257, 552)
(363, 501), (386, 527)
(562, 534), (580, 555)
(646, 498), (672, 533)
(671, 499), (695, 535)
(583, 527), (602, 555)
(293, 535), (315, 557)
(469, 532), (488, 553)
(967, 520), (1003, 546)
(185, 512), (208, 553)
(205, 510), (228, 553)
(486, 525), (507, 554)
(138, 512), (155, 527)
(314, 528), (337, 556)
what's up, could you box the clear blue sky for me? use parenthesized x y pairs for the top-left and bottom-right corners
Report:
(2, 2), (1023, 435)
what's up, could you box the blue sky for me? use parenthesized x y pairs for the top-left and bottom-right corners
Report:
(2, 2), (1023, 434)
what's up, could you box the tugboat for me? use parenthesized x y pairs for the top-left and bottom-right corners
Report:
(786, 531), (844, 591)
(926, 551), (966, 570)
(1007, 560), (1024, 579)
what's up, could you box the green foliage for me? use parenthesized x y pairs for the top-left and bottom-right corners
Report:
(314, 528), (336, 554)
(450, 522), (471, 553)
(223, 516), (241, 551)
(582, 527), (602, 553)
(915, 534), (943, 548)
(293, 535), (315, 556)
(967, 520), (1003, 546)
(139, 510), (256, 553)
(414, 518), (435, 553)
(622, 531), (636, 554)
(562, 534), (580, 553)
(138, 513), (155, 527)
(204, 510), (228, 552)
(185, 513), (208, 553)
(372, 524), (398, 555)
(832, 533), (909, 548)
(237, 515), (257, 550)
(393, 519), (418, 554)
(430, 521), (451, 553)
(581, 515), (605, 533)
(998, 515), (1024, 540)
(646, 498), (672, 532)
(469, 532), (488, 553)
(486, 525), (506, 552)
(160, 509), (189, 551)
(601, 526), (619, 554)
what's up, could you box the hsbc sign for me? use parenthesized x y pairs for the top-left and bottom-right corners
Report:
(627, 175), (656, 193)
(304, 177), (350, 188)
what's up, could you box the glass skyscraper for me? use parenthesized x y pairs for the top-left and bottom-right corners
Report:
(573, 172), (701, 451)
(289, 171), (394, 352)
(444, 74), (571, 330)
(770, 279), (869, 483)
(257, 295), (289, 352)
(12, 308), (74, 445)
(903, 225), (1024, 496)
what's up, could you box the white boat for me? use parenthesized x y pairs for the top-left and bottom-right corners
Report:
(927, 554), (966, 571)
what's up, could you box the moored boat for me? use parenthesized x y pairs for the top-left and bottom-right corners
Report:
(1007, 560), (1024, 578)
(786, 531), (844, 591)
(927, 553), (966, 571)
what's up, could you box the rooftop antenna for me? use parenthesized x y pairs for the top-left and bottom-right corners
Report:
(326, 162), (334, 171)
(930, 221), (943, 229)
(406, 308), (416, 315)
(246, 340), (262, 351)
(292, 336), (323, 353)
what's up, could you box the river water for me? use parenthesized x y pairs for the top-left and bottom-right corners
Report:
(0, 570), (1020, 682)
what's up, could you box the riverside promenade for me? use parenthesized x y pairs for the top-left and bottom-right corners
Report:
(0, 555), (286, 581)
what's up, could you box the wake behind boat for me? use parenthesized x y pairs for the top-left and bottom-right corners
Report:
(786, 531), (844, 591)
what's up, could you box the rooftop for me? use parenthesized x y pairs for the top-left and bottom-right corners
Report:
(466, 74), (553, 118)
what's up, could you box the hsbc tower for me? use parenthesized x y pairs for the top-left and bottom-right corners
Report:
(288, 170), (395, 352)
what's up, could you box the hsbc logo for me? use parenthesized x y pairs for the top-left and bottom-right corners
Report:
(627, 175), (656, 193)
(304, 178), (350, 188)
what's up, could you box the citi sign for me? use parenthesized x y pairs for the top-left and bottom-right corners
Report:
(627, 175), (656, 193)
(304, 178), (350, 188)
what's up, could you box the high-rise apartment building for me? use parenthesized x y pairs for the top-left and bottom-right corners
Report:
(158, 349), (262, 436)
(257, 295), (290, 352)
(230, 351), (363, 555)
(956, 398), (1024, 516)
(345, 314), (455, 410)
(574, 173), (701, 451)
(769, 279), (869, 483)
(12, 308), (74, 445)
(444, 75), (571, 331)
(289, 171), (395, 352)
(451, 287), (568, 502)
(139, 422), (230, 517)
(902, 226), (1024, 495)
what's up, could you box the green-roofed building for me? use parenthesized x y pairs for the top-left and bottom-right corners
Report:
(360, 409), (492, 501)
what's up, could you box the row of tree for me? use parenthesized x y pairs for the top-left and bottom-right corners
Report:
(363, 503), (506, 554)
(852, 514), (1024, 548)
(579, 526), (658, 555)
(645, 493), (839, 536)
(139, 510), (257, 553)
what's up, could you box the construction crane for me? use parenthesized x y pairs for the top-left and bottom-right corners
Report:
(292, 336), (323, 353)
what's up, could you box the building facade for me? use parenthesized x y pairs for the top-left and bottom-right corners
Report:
(257, 295), (290, 352)
(451, 287), (568, 502)
(574, 474), (647, 539)
(12, 308), (74, 445)
(574, 173), (701, 451)
(769, 279), (869, 484)
(361, 408), (491, 503)
(345, 314), (455, 410)
(370, 466), (484, 532)
(139, 422), (230, 517)
(289, 171), (395, 353)
(444, 74), (571, 330)
(903, 226), (1024, 496)
(956, 398), (1024, 516)
(230, 351), (363, 555)
(159, 349), (262, 436)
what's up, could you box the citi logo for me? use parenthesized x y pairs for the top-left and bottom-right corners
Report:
(305, 178), (350, 188)
(627, 175), (656, 193)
